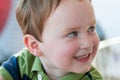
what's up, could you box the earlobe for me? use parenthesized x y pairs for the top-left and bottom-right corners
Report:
(23, 34), (43, 57)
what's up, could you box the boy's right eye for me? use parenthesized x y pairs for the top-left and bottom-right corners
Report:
(66, 31), (78, 38)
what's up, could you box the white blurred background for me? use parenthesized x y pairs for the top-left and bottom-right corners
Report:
(92, 0), (120, 79)
(92, 0), (120, 38)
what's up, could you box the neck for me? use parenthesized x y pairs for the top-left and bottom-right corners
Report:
(44, 65), (67, 80)
(40, 59), (67, 80)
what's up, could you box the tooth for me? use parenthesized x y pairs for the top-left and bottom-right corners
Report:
(74, 54), (89, 60)
(80, 54), (88, 58)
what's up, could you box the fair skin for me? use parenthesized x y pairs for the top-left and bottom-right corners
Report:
(24, 0), (99, 80)
(0, 76), (3, 80)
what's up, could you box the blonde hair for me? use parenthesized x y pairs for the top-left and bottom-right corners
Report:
(16, 0), (60, 41)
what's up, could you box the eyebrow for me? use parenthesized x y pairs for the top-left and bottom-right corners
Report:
(61, 19), (96, 34)
(62, 26), (80, 34)
(78, 0), (91, 2)
(66, 27), (80, 31)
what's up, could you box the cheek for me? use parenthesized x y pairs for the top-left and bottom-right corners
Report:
(53, 41), (78, 57)
(44, 41), (78, 65)
(92, 36), (100, 56)
(53, 42), (78, 67)
(94, 36), (100, 49)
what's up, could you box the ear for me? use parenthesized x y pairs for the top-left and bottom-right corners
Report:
(23, 34), (43, 57)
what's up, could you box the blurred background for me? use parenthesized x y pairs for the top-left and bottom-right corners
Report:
(0, 0), (120, 80)
(0, 0), (24, 63)
(92, 0), (120, 80)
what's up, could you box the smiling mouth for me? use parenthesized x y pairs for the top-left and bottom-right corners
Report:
(74, 54), (90, 62)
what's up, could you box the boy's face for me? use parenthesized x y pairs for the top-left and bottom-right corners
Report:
(40, 0), (99, 74)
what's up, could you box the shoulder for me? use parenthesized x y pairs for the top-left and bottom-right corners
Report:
(15, 48), (35, 66)
(0, 48), (35, 80)
(0, 54), (21, 80)
(12, 48), (36, 68)
(15, 48), (36, 77)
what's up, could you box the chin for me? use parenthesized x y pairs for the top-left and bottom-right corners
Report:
(74, 65), (91, 74)
(83, 66), (91, 73)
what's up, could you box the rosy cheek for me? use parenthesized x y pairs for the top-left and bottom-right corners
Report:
(56, 43), (78, 58)
(94, 38), (99, 49)
(52, 45), (75, 66)
(45, 40), (78, 61)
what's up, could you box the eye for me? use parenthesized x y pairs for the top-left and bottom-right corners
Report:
(66, 31), (78, 38)
(88, 26), (96, 33)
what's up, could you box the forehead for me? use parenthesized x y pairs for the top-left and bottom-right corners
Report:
(44, 0), (95, 30)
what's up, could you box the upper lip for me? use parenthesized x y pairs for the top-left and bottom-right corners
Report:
(74, 49), (93, 57)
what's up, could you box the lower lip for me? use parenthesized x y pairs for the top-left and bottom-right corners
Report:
(75, 54), (90, 63)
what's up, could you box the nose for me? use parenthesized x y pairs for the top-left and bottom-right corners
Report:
(79, 35), (93, 50)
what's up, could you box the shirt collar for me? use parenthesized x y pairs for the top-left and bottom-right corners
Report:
(31, 57), (43, 72)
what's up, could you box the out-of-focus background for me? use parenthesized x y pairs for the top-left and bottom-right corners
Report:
(0, 0), (120, 80)
(0, 0), (24, 63)
(92, 1), (120, 80)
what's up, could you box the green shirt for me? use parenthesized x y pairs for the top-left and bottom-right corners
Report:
(0, 48), (103, 80)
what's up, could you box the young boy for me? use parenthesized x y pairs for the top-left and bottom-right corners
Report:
(0, 0), (103, 80)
